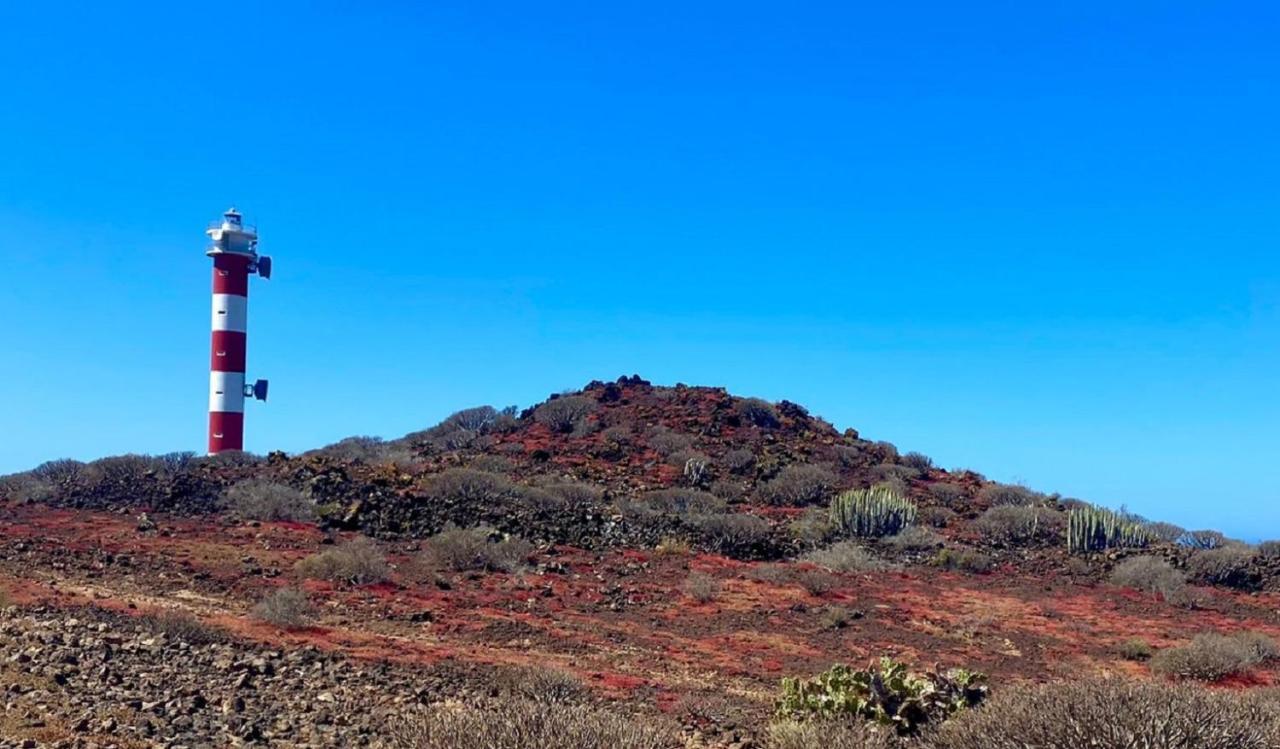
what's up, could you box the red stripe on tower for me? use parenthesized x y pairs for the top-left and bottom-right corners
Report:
(205, 208), (271, 454)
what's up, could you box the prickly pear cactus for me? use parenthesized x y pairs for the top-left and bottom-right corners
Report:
(777, 658), (987, 735)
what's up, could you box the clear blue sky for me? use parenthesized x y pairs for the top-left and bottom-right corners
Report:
(1, 2), (1276, 538)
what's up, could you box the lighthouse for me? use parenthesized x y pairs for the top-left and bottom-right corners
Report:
(206, 208), (271, 454)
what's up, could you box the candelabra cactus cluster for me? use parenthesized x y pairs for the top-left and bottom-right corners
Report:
(1067, 505), (1152, 553)
(830, 485), (918, 538)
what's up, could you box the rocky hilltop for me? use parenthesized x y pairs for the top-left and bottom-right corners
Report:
(2, 376), (1279, 747)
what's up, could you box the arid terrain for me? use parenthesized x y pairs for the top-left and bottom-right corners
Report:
(3, 376), (1279, 748)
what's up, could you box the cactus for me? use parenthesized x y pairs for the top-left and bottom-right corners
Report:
(1067, 505), (1153, 554)
(830, 485), (918, 538)
(776, 658), (987, 735)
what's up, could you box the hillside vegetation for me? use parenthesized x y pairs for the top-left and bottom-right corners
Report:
(2, 375), (1279, 747)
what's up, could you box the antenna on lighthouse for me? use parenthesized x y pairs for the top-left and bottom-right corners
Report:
(205, 207), (272, 454)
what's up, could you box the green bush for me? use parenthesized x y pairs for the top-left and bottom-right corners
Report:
(724, 448), (756, 474)
(423, 468), (514, 503)
(931, 549), (993, 574)
(765, 720), (903, 749)
(976, 483), (1043, 507)
(883, 526), (943, 552)
(927, 483), (967, 507)
(830, 486), (917, 538)
(139, 609), (226, 645)
(776, 659), (987, 735)
(802, 542), (892, 573)
(1150, 632), (1273, 681)
(635, 488), (725, 515)
(386, 700), (677, 749)
(1181, 529), (1228, 550)
(1187, 545), (1258, 589)
(758, 464), (839, 506)
(1109, 556), (1186, 602)
(251, 588), (312, 629)
(683, 571), (721, 603)
(223, 479), (315, 521)
(1117, 639), (1153, 661)
(421, 524), (533, 573)
(1143, 521), (1187, 543)
(295, 536), (391, 585)
(737, 398), (782, 428)
(533, 395), (596, 433)
(975, 505), (1063, 545)
(686, 512), (772, 556)
(932, 676), (1280, 749)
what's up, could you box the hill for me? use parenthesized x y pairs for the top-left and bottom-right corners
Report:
(2, 375), (1279, 747)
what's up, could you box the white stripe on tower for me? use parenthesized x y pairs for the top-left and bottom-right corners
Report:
(211, 294), (248, 332)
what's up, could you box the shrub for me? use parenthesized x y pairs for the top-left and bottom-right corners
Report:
(647, 426), (694, 456)
(976, 483), (1043, 507)
(30, 458), (87, 486)
(874, 442), (899, 461)
(933, 676), (1280, 749)
(443, 405), (515, 433)
(1181, 529), (1228, 550)
(421, 525), (533, 573)
(1150, 632), (1264, 680)
(918, 506), (956, 528)
(537, 481), (603, 504)
(1234, 631), (1280, 663)
(802, 542), (891, 573)
(931, 548), (993, 574)
(684, 571), (721, 603)
(1187, 545), (1258, 589)
(869, 463), (920, 484)
(687, 512), (772, 556)
(1109, 556), (1186, 601)
(1117, 639), (1153, 661)
(654, 537), (691, 556)
(1259, 540), (1280, 558)
(533, 395), (596, 433)
(1144, 521), (1187, 544)
(296, 536), (391, 585)
(737, 398), (782, 428)
(758, 465), (839, 506)
(765, 721), (903, 749)
(251, 588), (312, 629)
(140, 610), (226, 645)
(0, 587), (11, 608)
(882, 526), (943, 552)
(723, 448), (756, 474)
(750, 563), (794, 586)
(927, 483), (967, 507)
(818, 605), (861, 631)
(386, 700), (677, 749)
(900, 452), (934, 471)
(490, 664), (589, 703)
(223, 479), (314, 521)
(975, 505), (1061, 545)
(788, 508), (834, 543)
(408, 406), (518, 449)
(830, 486), (917, 538)
(634, 488), (725, 515)
(776, 659), (987, 735)
(1067, 506), (1152, 553)
(423, 468), (513, 503)
(796, 569), (840, 595)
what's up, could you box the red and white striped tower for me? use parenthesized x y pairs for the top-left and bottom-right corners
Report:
(206, 208), (271, 454)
